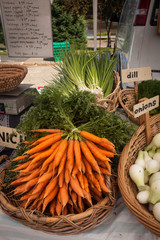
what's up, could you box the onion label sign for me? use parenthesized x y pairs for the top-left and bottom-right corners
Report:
(0, 126), (26, 149)
(121, 67), (152, 83)
(133, 96), (159, 118)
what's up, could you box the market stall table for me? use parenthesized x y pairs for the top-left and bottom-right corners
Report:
(0, 197), (159, 240)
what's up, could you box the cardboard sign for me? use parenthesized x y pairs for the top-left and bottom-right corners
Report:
(0, 126), (26, 149)
(121, 67), (152, 83)
(133, 96), (159, 118)
(0, 0), (53, 57)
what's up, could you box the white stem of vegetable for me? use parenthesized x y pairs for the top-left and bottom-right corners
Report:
(135, 150), (146, 169)
(144, 170), (149, 184)
(129, 164), (145, 191)
(143, 151), (153, 162)
(148, 179), (160, 204)
(149, 171), (160, 186)
(145, 133), (160, 151)
(148, 146), (157, 158)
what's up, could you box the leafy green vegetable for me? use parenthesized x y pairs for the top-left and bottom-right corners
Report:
(138, 80), (160, 115)
(52, 47), (118, 98)
(17, 85), (136, 155)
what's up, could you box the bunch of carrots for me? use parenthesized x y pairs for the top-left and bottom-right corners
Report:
(10, 128), (115, 216)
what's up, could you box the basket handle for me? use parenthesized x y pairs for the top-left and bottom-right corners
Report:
(139, 98), (152, 145)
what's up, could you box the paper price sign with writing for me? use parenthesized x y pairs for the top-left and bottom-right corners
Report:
(121, 67), (152, 83)
(0, 126), (26, 149)
(133, 96), (159, 118)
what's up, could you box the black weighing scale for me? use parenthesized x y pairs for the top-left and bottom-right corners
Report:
(0, 84), (38, 158)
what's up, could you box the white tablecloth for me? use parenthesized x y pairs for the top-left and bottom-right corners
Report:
(0, 197), (159, 240)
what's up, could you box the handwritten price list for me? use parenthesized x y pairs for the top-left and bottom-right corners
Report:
(0, 0), (53, 57)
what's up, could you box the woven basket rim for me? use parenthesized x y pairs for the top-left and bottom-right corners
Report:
(0, 165), (118, 235)
(118, 114), (160, 237)
(0, 64), (28, 93)
(118, 88), (140, 125)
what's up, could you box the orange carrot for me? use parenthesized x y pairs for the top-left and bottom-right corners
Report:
(12, 155), (28, 162)
(58, 151), (67, 175)
(30, 129), (61, 133)
(97, 147), (114, 158)
(25, 134), (61, 155)
(82, 189), (92, 205)
(99, 167), (111, 175)
(80, 140), (100, 173)
(78, 195), (84, 212)
(43, 176), (58, 198)
(67, 139), (74, 174)
(41, 141), (61, 170)
(80, 131), (102, 144)
(70, 191), (77, 206)
(82, 156), (93, 176)
(59, 183), (69, 207)
(13, 160), (32, 171)
(55, 198), (62, 216)
(24, 177), (39, 192)
(70, 176), (84, 197)
(64, 167), (70, 185)
(42, 185), (59, 213)
(95, 173), (111, 193)
(83, 175), (89, 193)
(30, 133), (61, 147)
(63, 205), (68, 215)
(52, 139), (68, 168)
(59, 168), (65, 187)
(100, 137), (114, 147)
(74, 140), (82, 172)
(86, 140), (111, 162)
(72, 163), (79, 177)
(11, 168), (40, 186)
(86, 173), (101, 192)
(77, 171), (84, 189)
(50, 199), (56, 216)
(19, 158), (44, 174)
(37, 171), (53, 184)
(98, 141), (116, 153)
(32, 179), (50, 195)
(30, 148), (53, 165)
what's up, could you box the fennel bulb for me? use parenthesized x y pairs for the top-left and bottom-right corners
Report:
(153, 202), (160, 222)
(129, 164), (145, 191)
(148, 179), (160, 204)
(145, 133), (160, 151)
(136, 190), (150, 204)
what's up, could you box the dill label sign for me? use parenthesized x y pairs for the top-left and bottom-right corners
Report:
(0, 126), (26, 149)
(133, 96), (159, 118)
(121, 67), (152, 83)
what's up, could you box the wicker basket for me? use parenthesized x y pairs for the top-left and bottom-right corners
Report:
(96, 71), (120, 112)
(0, 164), (117, 235)
(118, 88), (141, 125)
(0, 64), (28, 93)
(118, 113), (160, 237)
